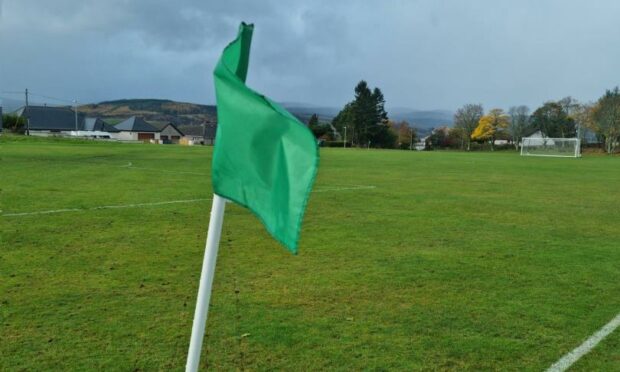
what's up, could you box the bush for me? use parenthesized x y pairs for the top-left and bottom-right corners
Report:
(2, 114), (26, 133)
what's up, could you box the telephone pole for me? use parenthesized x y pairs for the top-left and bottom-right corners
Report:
(25, 88), (30, 136)
(73, 99), (79, 132)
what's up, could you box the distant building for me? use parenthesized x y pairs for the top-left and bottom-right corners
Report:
(157, 123), (184, 144)
(114, 116), (160, 142)
(415, 136), (428, 151)
(83, 117), (119, 133)
(15, 105), (84, 135)
(179, 122), (217, 145)
(13, 105), (120, 138)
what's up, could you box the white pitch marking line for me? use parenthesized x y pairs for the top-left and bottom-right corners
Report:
(120, 162), (207, 175)
(546, 312), (620, 372)
(2, 198), (212, 217)
(2, 185), (376, 217)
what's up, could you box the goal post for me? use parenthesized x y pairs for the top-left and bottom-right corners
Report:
(520, 137), (581, 158)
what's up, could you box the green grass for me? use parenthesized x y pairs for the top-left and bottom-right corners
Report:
(1, 135), (619, 371)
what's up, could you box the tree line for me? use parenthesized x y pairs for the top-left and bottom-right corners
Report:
(308, 81), (418, 149)
(430, 89), (620, 154)
(307, 82), (620, 154)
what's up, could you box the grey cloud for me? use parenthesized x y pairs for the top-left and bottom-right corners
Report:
(2, 0), (620, 111)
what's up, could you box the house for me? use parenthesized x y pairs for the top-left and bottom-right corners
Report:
(178, 122), (217, 145)
(522, 130), (555, 146)
(13, 105), (117, 138)
(83, 117), (119, 133)
(415, 136), (428, 151)
(157, 123), (184, 144)
(178, 125), (204, 144)
(14, 105), (84, 135)
(70, 117), (120, 139)
(114, 116), (160, 142)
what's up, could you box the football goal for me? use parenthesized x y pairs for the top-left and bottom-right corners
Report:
(520, 137), (581, 158)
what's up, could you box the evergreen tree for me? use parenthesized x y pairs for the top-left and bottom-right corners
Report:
(308, 113), (319, 128)
(332, 80), (395, 148)
(332, 103), (355, 143)
(353, 81), (375, 146)
(308, 113), (329, 139)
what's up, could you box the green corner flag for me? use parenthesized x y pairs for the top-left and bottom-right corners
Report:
(212, 22), (319, 253)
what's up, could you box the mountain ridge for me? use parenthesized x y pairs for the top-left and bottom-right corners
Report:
(5, 98), (453, 131)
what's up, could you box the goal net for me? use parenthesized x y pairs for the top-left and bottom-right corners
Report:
(520, 137), (581, 158)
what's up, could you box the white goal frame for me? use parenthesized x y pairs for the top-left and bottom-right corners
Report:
(520, 137), (581, 158)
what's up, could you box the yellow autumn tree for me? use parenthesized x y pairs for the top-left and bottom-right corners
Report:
(471, 108), (509, 150)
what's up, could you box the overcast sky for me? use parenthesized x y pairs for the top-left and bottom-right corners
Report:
(1, 0), (619, 111)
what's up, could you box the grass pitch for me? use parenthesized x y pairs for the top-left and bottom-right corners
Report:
(1, 136), (619, 371)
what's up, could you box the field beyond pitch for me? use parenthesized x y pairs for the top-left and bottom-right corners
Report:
(1, 136), (619, 371)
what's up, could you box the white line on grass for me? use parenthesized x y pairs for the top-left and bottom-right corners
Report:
(120, 162), (208, 175)
(2, 185), (377, 217)
(546, 312), (620, 372)
(2, 198), (211, 217)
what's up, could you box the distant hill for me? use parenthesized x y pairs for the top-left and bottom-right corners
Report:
(280, 105), (340, 123)
(282, 104), (453, 135)
(75, 98), (452, 135)
(79, 99), (217, 126)
(388, 108), (454, 135)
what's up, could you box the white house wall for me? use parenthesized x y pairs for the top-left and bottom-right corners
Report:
(113, 131), (137, 141)
(111, 131), (161, 141)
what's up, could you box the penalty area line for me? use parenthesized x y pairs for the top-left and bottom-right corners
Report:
(546, 312), (620, 372)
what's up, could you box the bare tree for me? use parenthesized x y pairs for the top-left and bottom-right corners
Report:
(454, 104), (483, 151)
(572, 102), (595, 143)
(593, 88), (620, 154)
(558, 96), (579, 116)
(507, 105), (530, 150)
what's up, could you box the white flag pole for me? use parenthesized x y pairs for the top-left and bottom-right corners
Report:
(186, 194), (227, 372)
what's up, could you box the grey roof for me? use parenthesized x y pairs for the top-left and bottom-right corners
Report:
(15, 105), (85, 131)
(178, 123), (217, 139)
(148, 122), (183, 135)
(115, 116), (159, 132)
(84, 117), (119, 132)
(149, 122), (168, 131)
(160, 123), (184, 136)
(83, 118), (98, 131)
